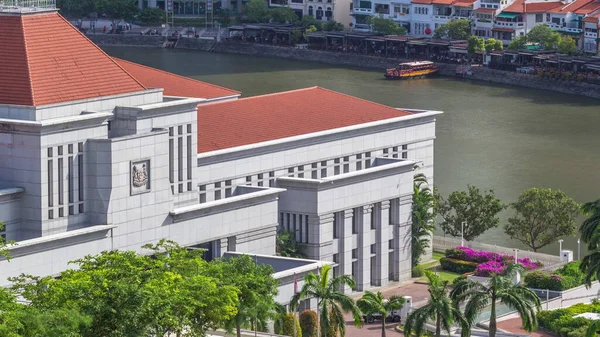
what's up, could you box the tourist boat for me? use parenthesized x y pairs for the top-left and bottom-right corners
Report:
(384, 61), (438, 80)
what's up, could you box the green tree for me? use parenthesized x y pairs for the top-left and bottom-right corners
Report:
(16, 307), (91, 337)
(467, 35), (484, 54)
(244, 0), (270, 23)
(437, 185), (506, 242)
(291, 265), (362, 337)
(404, 271), (468, 337)
(276, 231), (306, 258)
(357, 291), (405, 337)
(505, 188), (580, 252)
(210, 255), (279, 337)
(323, 21), (344, 31)
(579, 199), (600, 285)
(586, 319), (600, 337)
(485, 38), (503, 53)
(526, 25), (561, 50)
(508, 35), (527, 50)
(57, 0), (95, 18)
(299, 310), (318, 337)
(452, 264), (541, 337)
(300, 16), (323, 30)
(269, 7), (299, 24)
(96, 0), (139, 31)
(558, 35), (577, 55)
(412, 172), (437, 267)
(139, 7), (166, 26)
(433, 19), (471, 40)
(366, 15), (406, 35)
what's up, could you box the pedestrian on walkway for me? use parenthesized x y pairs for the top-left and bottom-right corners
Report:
(103, 26), (107, 34)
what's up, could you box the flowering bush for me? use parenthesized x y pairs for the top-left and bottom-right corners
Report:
(524, 262), (585, 291)
(444, 246), (543, 277)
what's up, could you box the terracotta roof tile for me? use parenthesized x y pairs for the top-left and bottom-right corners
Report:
(0, 11), (146, 106)
(197, 87), (412, 153)
(454, 0), (477, 7)
(574, 1), (600, 13)
(412, 0), (433, 5)
(432, 0), (454, 5)
(504, 0), (563, 13)
(114, 58), (240, 100)
(475, 7), (498, 12)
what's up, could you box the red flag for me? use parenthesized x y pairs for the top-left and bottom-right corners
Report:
(294, 272), (298, 294)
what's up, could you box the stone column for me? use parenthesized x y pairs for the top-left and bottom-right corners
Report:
(397, 195), (413, 282)
(375, 200), (390, 287)
(357, 205), (373, 291)
(339, 209), (354, 293)
(390, 198), (401, 281)
(304, 214), (333, 262)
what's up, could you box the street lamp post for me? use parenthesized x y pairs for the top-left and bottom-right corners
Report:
(558, 239), (564, 259)
(461, 221), (467, 246)
(513, 248), (519, 264)
(577, 238), (581, 260)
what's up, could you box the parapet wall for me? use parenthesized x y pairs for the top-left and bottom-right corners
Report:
(89, 35), (600, 100)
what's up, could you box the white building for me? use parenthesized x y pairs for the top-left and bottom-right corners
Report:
(0, 5), (441, 295)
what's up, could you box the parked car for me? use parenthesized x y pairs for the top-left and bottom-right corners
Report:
(363, 309), (402, 323)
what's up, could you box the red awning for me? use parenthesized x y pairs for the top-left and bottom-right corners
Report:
(492, 27), (515, 32)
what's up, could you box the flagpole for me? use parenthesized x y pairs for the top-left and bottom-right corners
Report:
(294, 272), (298, 337)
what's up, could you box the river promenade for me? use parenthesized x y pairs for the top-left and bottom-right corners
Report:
(91, 34), (600, 100)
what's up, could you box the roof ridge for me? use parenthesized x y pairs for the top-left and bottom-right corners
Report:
(54, 14), (148, 91)
(19, 15), (35, 106)
(198, 86), (319, 108)
(314, 86), (411, 114)
(112, 57), (240, 95)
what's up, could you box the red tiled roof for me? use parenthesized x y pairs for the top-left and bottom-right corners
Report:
(114, 59), (240, 100)
(584, 15), (598, 22)
(454, 0), (477, 7)
(548, 0), (591, 12)
(197, 87), (412, 153)
(0, 11), (146, 106)
(574, 0), (600, 13)
(412, 0), (433, 4)
(475, 7), (497, 12)
(432, 0), (454, 5)
(504, 0), (563, 13)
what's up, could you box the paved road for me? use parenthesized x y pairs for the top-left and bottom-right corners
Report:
(343, 282), (431, 337)
(497, 318), (557, 337)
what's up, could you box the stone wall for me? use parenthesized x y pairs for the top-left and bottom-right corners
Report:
(90, 35), (600, 100)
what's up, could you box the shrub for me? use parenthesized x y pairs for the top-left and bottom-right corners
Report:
(525, 262), (585, 291)
(412, 264), (425, 278)
(537, 301), (600, 337)
(439, 257), (478, 274)
(474, 261), (506, 277)
(283, 313), (302, 337)
(300, 310), (318, 337)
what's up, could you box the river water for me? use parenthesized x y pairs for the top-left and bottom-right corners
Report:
(105, 47), (600, 256)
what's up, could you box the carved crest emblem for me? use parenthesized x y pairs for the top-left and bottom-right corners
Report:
(132, 163), (148, 188)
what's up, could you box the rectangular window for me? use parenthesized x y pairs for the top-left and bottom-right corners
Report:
(279, 213), (284, 230)
(352, 211), (359, 234)
(333, 214), (338, 239)
(383, 148), (389, 156)
(246, 176), (252, 185)
(187, 182), (192, 191)
(286, 213), (291, 232)
(321, 161), (327, 178)
(356, 154), (362, 170)
(78, 204), (84, 213)
(187, 124), (192, 133)
(304, 215), (309, 243)
(178, 183), (183, 193)
(258, 173), (263, 187)
(199, 185), (206, 203)
(48, 160), (53, 207)
(365, 152), (371, 168)
(371, 208), (377, 229)
(48, 209), (54, 219)
(269, 171), (275, 187)
(333, 253), (339, 264)
(169, 139), (174, 183)
(288, 167), (294, 176)
(298, 165), (304, 178)
(187, 136), (192, 180)
(343, 156), (349, 173)
(225, 180), (232, 197)
(68, 144), (73, 154)
(68, 156), (73, 203)
(311, 163), (318, 179)
(371, 244), (377, 254)
(69, 205), (74, 215)
(298, 215), (303, 242)
(389, 206), (393, 226)
(59, 207), (64, 217)
(389, 239), (394, 250)
(402, 144), (408, 159)
(535, 13), (543, 22)
(178, 125), (183, 135)
(215, 190), (221, 200)
(334, 158), (340, 175)
(177, 137), (183, 182)
(393, 146), (399, 158)
(352, 248), (358, 259)
(169, 127), (174, 137)
(58, 158), (63, 205)
(78, 145), (83, 202)
(58, 145), (63, 156)
(47, 147), (53, 158)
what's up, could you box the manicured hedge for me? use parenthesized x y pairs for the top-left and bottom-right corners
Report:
(439, 257), (478, 274)
(283, 313), (302, 337)
(299, 310), (318, 337)
(524, 262), (585, 291)
(538, 301), (600, 337)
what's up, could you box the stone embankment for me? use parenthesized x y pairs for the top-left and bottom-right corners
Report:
(89, 34), (600, 100)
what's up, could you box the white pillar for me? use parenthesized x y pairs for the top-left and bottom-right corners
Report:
(339, 210), (354, 293)
(390, 198), (401, 281)
(357, 205), (373, 291)
(375, 200), (390, 287)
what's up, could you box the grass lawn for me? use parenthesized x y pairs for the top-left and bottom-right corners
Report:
(421, 252), (463, 283)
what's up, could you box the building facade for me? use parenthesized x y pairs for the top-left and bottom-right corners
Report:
(0, 5), (440, 293)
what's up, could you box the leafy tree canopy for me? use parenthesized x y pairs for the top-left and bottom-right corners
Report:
(508, 35), (527, 50)
(244, 0), (270, 23)
(139, 7), (166, 26)
(437, 185), (506, 242)
(269, 7), (299, 24)
(505, 188), (580, 252)
(485, 38), (503, 53)
(526, 25), (561, 50)
(467, 36), (484, 54)
(300, 16), (323, 30)
(276, 231), (306, 258)
(96, 0), (139, 28)
(57, 0), (96, 18)
(366, 15), (406, 35)
(433, 19), (471, 40)
(323, 21), (344, 31)
(558, 35), (577, 55)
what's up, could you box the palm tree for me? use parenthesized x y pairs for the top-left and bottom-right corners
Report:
(451, 264), (540, 337)
(357, 291), (405, 337)
(412, 172), (437, 268)
(404, 271), (468, 337)
(580, 199), (600, 284)
(290, 265), (362, 337)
